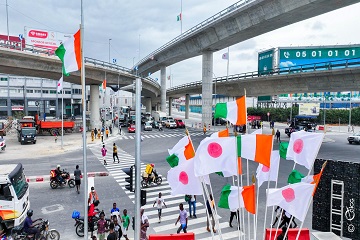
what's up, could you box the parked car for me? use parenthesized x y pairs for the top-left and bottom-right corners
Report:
(212, 117), (228, 126)
(174, 118), (185, 128)
(144, 121), (153, 131)
(348, 132), (360, 144)
(128, 124), (136, 133)
(160, 117), (168, 125)
(151, 121), (160, 129)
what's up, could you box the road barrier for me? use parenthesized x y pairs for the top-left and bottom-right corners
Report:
(149, 233), (195, 240)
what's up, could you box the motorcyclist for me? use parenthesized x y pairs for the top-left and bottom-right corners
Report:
(88, 200), (100, 238)
(23, 209), (42, 240)
(147, 164), (156, 183)
(55, 165), (66, 184)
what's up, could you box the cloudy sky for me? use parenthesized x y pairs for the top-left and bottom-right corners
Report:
(1, 0), (360, 88)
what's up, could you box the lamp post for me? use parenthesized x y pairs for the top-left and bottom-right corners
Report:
(108, 39), (112, 63)
(6, 0), (9, 41)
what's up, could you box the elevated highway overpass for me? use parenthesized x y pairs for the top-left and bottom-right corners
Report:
(0, 46), (161, 128)
(134, 0), (360, 124)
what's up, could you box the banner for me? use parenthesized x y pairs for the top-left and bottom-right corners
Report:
(0, 35), (25, 49)
(298, 103), (320, 116)
(24, 27), (71, 51)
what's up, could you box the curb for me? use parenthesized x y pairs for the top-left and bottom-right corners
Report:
(26, 172), (109, 183)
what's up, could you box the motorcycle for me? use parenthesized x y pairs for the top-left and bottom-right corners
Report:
(0, 138), (6, 151)
(73, 210), (111, 237)
(11, 218), (60, 240)
(49, 169), (75, 189)
(141, 169), (162, 188)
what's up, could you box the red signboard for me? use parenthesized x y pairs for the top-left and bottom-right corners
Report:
(247, 115), (261, 121)
(0, 35), (25, 49)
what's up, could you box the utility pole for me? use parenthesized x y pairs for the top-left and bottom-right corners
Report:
(108, 39), (112, 63)
(6, 0), (10, 41)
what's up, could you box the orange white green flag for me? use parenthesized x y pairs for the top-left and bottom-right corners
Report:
(210, 128), (229, 138)
(55, 29), (81, 76)
(238, 134), (273, 168)
(214, 96), (247, 125)
(218, 184), (256, 214)
(166, 136), (203, 195)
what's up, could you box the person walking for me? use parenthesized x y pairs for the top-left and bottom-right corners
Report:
(74, 165), (82, 194)
(107, 222), (116, 240)
(229, 208), (239, 228)
(140, 208), (149, 240)
(88, 186), (99, 205)
(101, 145), (107, 165)
(175, 203), (188, 234)
(91, 129), (95, 141)
(101, 131), (104, 142)
(153, 192), (167, 223)
(188, 195), (197, 218)
(121, 209), (130, 240)
(276, 129), (281, 143)
(113, 143), (119, 163)
(277, 226), (288, 240)
(106, 127), (109, 138)
(94, 128), (98, 138)
(97, 212), (108, 240)
(109, 125), (112, 135)
(206, 194), (216, 233)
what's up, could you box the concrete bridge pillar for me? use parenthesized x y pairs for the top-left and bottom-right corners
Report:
(145, 97), (152, 113)
(160, 66), (166, 112)
(185, 94), (190, 119)
(168, 97), (173, 116)
(90, 85), (101, 129)
(202, 51), (213, 126)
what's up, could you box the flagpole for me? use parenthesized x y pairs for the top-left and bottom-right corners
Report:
(207, 178), (223, 239)
(61, 71), (64, 149)
(269, 178), (279, 240)
(80, 1), (88, 237)
(226, 47), (229, 81)
(180, 0), (183, 34)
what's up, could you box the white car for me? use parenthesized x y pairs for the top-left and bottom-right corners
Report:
(144, 121), (153, 131)
(165, 120), (177, 129)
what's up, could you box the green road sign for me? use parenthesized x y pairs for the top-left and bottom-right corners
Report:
(258, 49), (274, 75)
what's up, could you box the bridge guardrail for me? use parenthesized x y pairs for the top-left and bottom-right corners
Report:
(0, 42), (160, 88)
(167, 57), (360, 92)
(135, 0), (255, 68)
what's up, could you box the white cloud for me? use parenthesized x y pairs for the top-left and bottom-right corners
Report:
(279, 61), (297, 68)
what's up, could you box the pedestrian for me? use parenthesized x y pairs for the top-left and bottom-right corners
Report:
(260, 121), (263, 129)
(94, 128), (98, 138)
(97, 212), (108, 240)
(272, 206), (281, 227)
(106, 127), (109, 138)
(188, 195), (197, 218)
(109, 125), (112, 134)
(352, 125), (355, 133)
(229, 208), (239, 228)
(101, 144), (107, 165)
(276, 129), (281, 143)
(101, 131), (104, 142)
(110, 203), (120, 220)
(54, 133), (58, 143)
(88, 186), (99, 205)
(272, 128), (275, 136)
(107, 222), (117, 240)
(113, 143), (119, 163)
(203, 124), (207, 135)
(74, 165), (82, 194)
(91, 129), (95, 141)
(153, 192), (167, 223)
(140, 208), (149, 240)
(206, 194), (216, 233)
(277, 226), (288, 240)
(121, 209), (130, 240)
(112, 217), (122, 240)
(175, 203), (188, 234)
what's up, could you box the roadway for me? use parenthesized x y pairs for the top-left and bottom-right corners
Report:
(1, 116), (359, 239)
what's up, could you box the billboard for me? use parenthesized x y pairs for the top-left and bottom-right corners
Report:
(298, 103), (320, 116)
(24, 27), (71, 50)
(279, 45), (360, 69)
(0, 34), (25, 49)
(258, 48), (274, 75)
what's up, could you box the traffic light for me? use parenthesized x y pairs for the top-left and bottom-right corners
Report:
(141, 190), (146, 206)
(123, 165), (134, 192)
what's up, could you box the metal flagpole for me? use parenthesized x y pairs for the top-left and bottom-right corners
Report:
(80, 0), (88, 237)
(226, 47), (229, 81)
(201, 178), (215, 240)
(6, 0), (9, 41)
(234, 133), (242, 240)
(180, 0), (183, 34)
(61, 72), (64, 149)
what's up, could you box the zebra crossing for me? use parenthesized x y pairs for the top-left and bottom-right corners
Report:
(88, 145), (243, 240)
(119, 131), (206, 140)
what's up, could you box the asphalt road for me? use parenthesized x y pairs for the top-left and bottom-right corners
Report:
(2, 124), (360, 239)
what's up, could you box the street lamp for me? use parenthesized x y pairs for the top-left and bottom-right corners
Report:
(108, 39), (112, 63)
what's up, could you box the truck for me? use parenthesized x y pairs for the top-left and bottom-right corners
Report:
(0, 163), (30, 231)
(34, 114), (75, 135)
(152, 111), (167, 122)
(285, 115), (317, 136)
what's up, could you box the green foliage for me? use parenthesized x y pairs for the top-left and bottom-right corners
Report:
(247, 107), (360, 125)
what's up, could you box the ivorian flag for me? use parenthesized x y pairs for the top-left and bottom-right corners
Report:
(218, 184), (256, 214)
(55, 29), (81, 76)
(102, 79), (107, 91)
(214, 97), (247, 125)
(210, 128), (229, 138)
(177, 13), (182, 21)
(237, 134), (273, 168)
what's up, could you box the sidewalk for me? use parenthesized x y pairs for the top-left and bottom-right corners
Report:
(1, 126), (123, 160)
